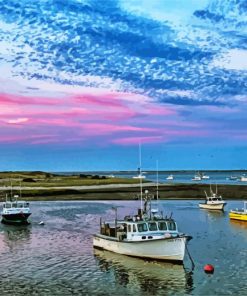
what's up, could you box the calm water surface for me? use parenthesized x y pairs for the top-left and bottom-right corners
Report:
(0, 200), (246, 295)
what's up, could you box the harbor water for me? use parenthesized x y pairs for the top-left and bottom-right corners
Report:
(0, 200), (246, 295)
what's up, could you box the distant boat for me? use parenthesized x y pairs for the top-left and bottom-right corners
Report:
(132, 174), (146, 179)
(166, 174), (174, 181)
(132, 156), (146, 179)
(201, 174), (210, 180)
(228, 176), (238, 181)
(199, 185), (226, 211)
(192, 173), (202, 181)
(108, 174), (115, 178)
(240, 175), (247, 182)
(229, 202), (247, 221)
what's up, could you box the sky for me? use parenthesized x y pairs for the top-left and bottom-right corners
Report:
(0, 0), (247, 171)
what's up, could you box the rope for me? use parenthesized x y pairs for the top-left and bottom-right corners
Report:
(185, 242), (195, 271)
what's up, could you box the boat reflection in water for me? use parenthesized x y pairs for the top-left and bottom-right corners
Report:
(229, 219), (247, 231)
(1, 224), (31, 251)
(94, 249), (193, 295)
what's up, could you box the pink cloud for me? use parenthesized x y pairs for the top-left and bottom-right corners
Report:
(0, 89), (212, 146)
(6, 118), (29, 124)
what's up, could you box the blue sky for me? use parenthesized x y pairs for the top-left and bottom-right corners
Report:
(0, 0), (246, 171)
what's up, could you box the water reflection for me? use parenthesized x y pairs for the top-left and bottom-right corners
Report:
(94, 249), (194, 295)
(0, 224), (31, 251)
(229, 219), (247, 231)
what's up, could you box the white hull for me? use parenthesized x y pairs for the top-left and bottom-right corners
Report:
(133, 175), (146, 179)
(199, 203), (225, 210)
(240, 177), (247, 182)
(93, 234), (187, 262)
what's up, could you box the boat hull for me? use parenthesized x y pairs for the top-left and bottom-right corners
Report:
(199, 203), (226, 210)
(93, 234), (188, 263)
(1, 213), (31, 225)
(229, 212), (247, 221)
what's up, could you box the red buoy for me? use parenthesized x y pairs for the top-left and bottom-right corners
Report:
(204, 264), (214, 274)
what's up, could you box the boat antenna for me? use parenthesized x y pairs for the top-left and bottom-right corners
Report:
(216, 183), (218, 195)
(139, 143), (143, 215)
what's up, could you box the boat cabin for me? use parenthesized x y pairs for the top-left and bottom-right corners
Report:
(3, 201), (30, 209)
(100, 218), (178, 241)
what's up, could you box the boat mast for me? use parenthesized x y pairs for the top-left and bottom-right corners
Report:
(156, 160), (159, 202)
(139, 143), (143, 215)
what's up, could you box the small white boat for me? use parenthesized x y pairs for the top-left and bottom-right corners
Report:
(199, 186), (226, 211)
(228, 176), (238, 181)
(192, 174), (202, 181)
(240, 175), (247, 182)
(229, 201), (247, 221)
(166, 174), (174, 181)
(132, 174), (146, 179)
(201, 174), (210, 180)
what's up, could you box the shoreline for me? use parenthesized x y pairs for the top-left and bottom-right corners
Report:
(1, 183), (247, 201)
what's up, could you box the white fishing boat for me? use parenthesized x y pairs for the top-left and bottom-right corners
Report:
(166, 174), (174, 181)
(93, 150), (192, 263)
(1, 194), (31, 225)
(199, 185), (226, 211)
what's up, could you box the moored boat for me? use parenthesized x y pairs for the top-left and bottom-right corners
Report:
(132, 174), (146, 179)
(93, 195), (192, 262)
(201, 174), (210, 180)
(240, 175), (247, 182)
(192, 173), (201, 181)
(166, 174), (174, 181)
(1, 191), (31, 225)
(229, 202), (247, 221)
(199, 185), (226, 211)
(93, 150), (192, 263)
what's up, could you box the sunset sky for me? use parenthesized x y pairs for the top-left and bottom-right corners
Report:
(0, 0), (247, 171)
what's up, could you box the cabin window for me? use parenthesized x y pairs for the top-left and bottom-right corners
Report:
(148, 222), (157, 231)
(19, 204), (23, 208)
(127, 225), (131, 233)
(6, 204), (11, 208)
(167, 221), (177, 231)
(12, 203), (17, 208)
(158, 221), (167, 230)
(137, 223), (148, 232)
(133, 224), (137, 232)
